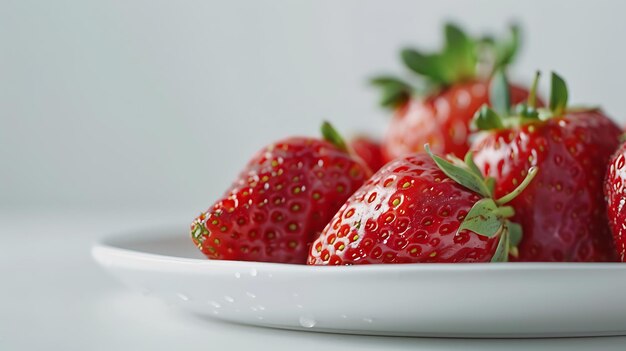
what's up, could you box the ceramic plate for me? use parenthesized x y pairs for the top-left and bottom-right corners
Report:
(92, 223), (626, 338)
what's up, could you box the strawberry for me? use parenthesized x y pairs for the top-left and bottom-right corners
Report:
(471, 72), (621, 261)
(604, 140), (626, 261)
(191, 122), (371, 264)
(371, 23), (536, 161)
(307, 146), (537, 265)
(349, 136), (386, 173)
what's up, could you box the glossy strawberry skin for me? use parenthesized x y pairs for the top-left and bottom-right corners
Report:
(605, 142), (626, 261)
(350, 136), (386, 173)
(307, 153), (499, 265)
(471, 110), (621, 261)
(191, 138), (370, 264)
(383, 81), (531, 161)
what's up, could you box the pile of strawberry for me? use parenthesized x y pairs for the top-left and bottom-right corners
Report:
(191, 24), (626, 264)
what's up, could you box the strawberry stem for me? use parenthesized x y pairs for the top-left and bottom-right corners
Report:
(493, 206), (515, 218)
(495, 166), (538, 205)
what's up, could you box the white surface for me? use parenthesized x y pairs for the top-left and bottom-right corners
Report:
(2, 210), (626, 350)
(3, 0), (626, 211)
(93, 223), (626, 338)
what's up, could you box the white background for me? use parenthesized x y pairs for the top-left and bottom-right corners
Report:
(3, 0), (626, 214)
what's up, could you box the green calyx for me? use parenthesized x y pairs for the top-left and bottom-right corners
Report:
(549, 72), (568, 115)
(321, 121), (348, 152)
(480, 24), (521, 71)
(402, 23), (477, 87)
(320, 121), (374, 177)
(371, 23), (521, 109)
(425, 144), (538, 262)
(473, 70), (585, 132)
(370, 76), (414, 109)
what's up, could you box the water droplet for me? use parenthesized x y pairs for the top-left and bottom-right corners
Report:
(209, 301), (221, 308)
(224, 296), (235, 303)
(296, 304), (303, 309)
(267, 273), (273, 278)
(176, 293), (189, 301)
(292, 293), (299, 298)
(212, 310), (219, 315)
(246, 292), (256, 298)
(363, 317), (374, 323)
(250, 268), (258, 277)
(251, 307), (258, 312)
(299, 316), (316, 328)
(234, 272), (241, 278)
(257, 316), (264, 320)
(340, 314), (348, 319)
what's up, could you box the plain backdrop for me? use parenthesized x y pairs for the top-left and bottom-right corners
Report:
(3, 0), (626, 214)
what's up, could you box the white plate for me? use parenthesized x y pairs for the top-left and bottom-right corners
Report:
(92, 223), (626, 338)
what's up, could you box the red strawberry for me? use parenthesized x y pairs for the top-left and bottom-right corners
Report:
(308, 147), (537, 265)
(349, 136), (386, 173)
(604, 140), (626, 261)
(372, 24), (537, 161)
(471, 72), (621, 261)
(191, 122), (371, 264)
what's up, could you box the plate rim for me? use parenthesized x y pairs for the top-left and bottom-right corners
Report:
(92, 224), (626, 274)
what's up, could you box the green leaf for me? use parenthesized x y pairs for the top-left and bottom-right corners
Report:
(494, 24), (520, 68)
(370, 76), (412, 88)
(320, 121), (347, 152)
(508, 222), (522, 247)
(514, 103), (540, 120)
(489, 70), (511, 116)
(473, 105), (504, 131)
(425, 145), (491, 197)
(370, 76), (413, 109)
(464, 151), (484, 181)
(486, 177), (496, 197)
(458, 198), (503, 238)
(490, 229), (509, 262)
(444, 23), (476, 82)
(549, 72), (568, 115)
(379, 85), (410, 108)
(448, 154), (467, 168)
(401, 49), (449, 84)
(400, 23), (479, 87)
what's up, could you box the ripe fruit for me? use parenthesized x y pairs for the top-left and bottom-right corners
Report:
(605, 141), (626, 261)
(349, 136), (386, 172)
(191, 122), (371, 264)
(471, 72), (621, 261)
(371, 23), (535, 161)
(308, 147), (537, 265)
